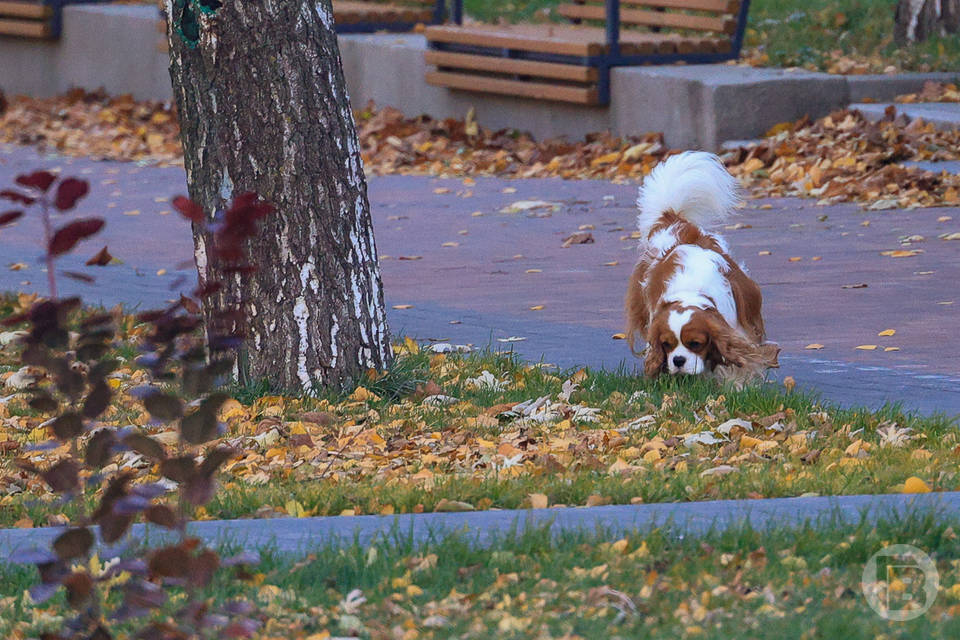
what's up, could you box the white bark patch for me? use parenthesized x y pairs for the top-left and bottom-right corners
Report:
(219, 170), (234, 207)
(316, 2), (334, 30)
(293, 259), (319, 390)
(194, 233), (209, 284)
(329, 316), (339, 368)
(293, 292), (312, 390)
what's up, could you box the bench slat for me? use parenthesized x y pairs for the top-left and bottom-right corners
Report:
(426, 71), (600, 104)
(619, 0), (739, 13)
(426, 25), (605, 56)
(558, 4), (736, 33)
(426, 50), (599, 82)
(0, 1), (50, 20)
(334, 1), (432, 24)
(0, 16), (50, 38)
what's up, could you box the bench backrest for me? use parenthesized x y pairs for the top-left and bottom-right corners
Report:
(0, 0), (53, 38)
(557, 0), (742, 35)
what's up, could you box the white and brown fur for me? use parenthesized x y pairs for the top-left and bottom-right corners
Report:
(625, 152), (779, 381)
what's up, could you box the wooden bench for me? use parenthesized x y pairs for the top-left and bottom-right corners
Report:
(425, 0), (751, 105)
(0, 0), (112, 39)
(333, 0), (445, 33)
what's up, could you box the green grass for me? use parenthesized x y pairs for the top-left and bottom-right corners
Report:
(2, 345), (957, 527)
(464, 0), (960, 72)
(5, 514), (960, 638)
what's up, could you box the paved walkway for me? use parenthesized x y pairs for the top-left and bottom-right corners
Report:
(2, 492), (958, 558)
(1, 145), (959, 416)
(856, 101), (960, 132)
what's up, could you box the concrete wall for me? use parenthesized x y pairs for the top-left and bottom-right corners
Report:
(0, 5), (170, 100)
(2, 5), (958, 149)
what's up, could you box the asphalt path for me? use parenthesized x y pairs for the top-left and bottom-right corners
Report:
(1, 145), (958, 417)
(2, 492), (958, 559)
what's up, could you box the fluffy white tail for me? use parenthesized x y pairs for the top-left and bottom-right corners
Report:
(636, 151), (739, 237)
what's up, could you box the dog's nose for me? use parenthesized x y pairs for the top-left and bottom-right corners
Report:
(672, 355), (687, 368)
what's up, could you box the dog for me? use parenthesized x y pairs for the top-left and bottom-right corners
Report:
(625, 151), (779, 381)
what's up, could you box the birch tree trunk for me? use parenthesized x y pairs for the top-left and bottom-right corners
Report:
(163, 0), (392, 391)
(895, 0), (960, 44)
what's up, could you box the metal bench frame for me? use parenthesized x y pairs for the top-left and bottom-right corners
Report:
(431, 0), (751, 105)
(334, 0), (447, 33)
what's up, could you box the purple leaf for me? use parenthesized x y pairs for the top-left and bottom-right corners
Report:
(172, 196), (204, 223)
(49, 218), (105, 256)
(54, 178), (89, 211)
(0, 189), (35, 205)
(0, 210), (23, 226)
(16, 171), (56, 192)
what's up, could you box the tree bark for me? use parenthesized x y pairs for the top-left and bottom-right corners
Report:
(895, 0), (960, 44)
(163, 0), (392, 392)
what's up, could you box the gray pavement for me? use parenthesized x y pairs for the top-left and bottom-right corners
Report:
(1, 145), (959, 417)
(2, 492), (959, 559)
(854, 101), (960, 131)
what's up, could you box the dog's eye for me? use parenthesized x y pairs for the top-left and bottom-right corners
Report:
(687, 341), (702, 350)
(661, 341), (671, 350)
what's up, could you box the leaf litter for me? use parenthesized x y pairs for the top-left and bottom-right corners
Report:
(4, 92), (960, 208)
(0, 296), (956, 524)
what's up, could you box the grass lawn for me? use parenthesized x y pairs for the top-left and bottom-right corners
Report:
(3, 514), (960, 638)
(465, 0), (960, 73)
(1, 293), (957, 528)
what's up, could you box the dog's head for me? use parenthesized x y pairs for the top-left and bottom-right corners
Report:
(644, 303), (779, 377)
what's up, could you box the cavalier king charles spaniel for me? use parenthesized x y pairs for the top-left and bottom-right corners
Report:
(625, 151), (780, 381)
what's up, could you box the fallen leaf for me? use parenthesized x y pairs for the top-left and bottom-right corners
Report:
(855, 345), (878, 350)
(877, 329), (896, 337)
(902, 477), (931, 494)
(805, 343), (824, 350)
(562, 231), (594, 248)
(528, 493), (549, 509)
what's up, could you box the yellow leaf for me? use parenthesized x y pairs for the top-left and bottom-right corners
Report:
(528, 493), (549, 509)
(740, 435), (762, 448)
(902, 477), (931, 494)
(585, 494), (609, 507)
(880, 250), (922, 258)
(393, 304), (414, 310)
(855, 345), (877, 351)
(884, 347), (900, 352)
(591, 151), (622, 166)
(877, 329), (896, 337)
(783, 376), (796, 393)
(805, 343), (824, 350)
(529, 305), (544, 311)
(403, 336), (420, 354)
(611, 538), (629, 554)
(349, 386), (380, 402)
(525, 268), (542, 273)
(285, 500), (308, 518)
(603, 261), (619, 266)
(741, 157), (765, 173)
(611, 333), (626, 340)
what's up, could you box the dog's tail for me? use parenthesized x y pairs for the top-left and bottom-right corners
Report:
(636, 151), (739, 238)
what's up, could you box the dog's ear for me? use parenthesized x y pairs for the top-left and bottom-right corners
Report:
(705, 313), (778, 371)
(643, 332), (665, 378)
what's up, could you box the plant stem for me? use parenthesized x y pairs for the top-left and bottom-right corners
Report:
(39, 198), (57, 300)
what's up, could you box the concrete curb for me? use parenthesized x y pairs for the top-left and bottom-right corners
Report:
(853, 102), (960, 131)
(2, 492), (958, 560)
(1, 5), (958, 148)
